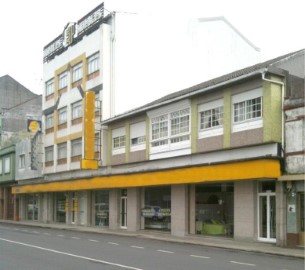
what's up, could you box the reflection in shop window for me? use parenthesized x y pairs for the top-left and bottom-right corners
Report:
(55, 192), (66, 223)
(95, 190), (109, 227)
(142, 186), (171, 231)
(195, 183), (234, 237)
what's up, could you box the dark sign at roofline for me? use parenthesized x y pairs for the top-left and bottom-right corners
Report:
(43, 3), (104, 63)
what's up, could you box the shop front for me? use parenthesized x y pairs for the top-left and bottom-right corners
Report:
(195, 183), (234, 237)
(142, 186), (171, 231)
(94, 190), (109, 227)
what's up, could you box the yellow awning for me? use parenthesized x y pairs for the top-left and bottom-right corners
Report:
(12, 159), (281, 194)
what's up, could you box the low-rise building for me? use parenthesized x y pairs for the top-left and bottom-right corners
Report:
(13, 49), (305, 247)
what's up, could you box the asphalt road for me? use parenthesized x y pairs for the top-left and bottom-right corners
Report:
(0, 223), (303, 270)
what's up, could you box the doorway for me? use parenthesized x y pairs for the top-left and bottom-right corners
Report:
(258, 181), (276, 243)
(120, 189), (127, 228)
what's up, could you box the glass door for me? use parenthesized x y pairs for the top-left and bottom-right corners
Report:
(120, 189), (127, 228)
(258, 193), (276, 242)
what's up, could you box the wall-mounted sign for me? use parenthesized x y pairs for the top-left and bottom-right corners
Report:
(63, 22), (77, 47)
(288, 204), (296, 213)
(43, 3), (104, 62)
(27, 119), (42, 133)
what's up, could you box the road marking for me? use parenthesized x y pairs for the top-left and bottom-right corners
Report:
(230, 261), (256, 266)
(0, 237), (143, 270)
(130, 246), (144, 249)
(71, 237), (80, 240)
(32, 231), (39, 234)
(88, 239), (99, 242)
(108, 242), (119, 245)
(57, 234), (65, 237)
(21, 230), (28, 232)
(190, 255), (210, 259)
(157, 249), (174, 254)
(13, 228), (19, 231)
(43, 233), (50, 236)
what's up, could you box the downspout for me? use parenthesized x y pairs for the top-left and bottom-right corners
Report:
(261, 69), (285, 158)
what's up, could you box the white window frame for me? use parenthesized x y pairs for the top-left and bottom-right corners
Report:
(19, 154), (25, 169)
(72, 101), (83, 120)
(57, 143), (67, 159)
(148, 100), (191, 156)
(4, 157), (10, 174)
(58, 107), (67, 125)
(45, 79), (54, 96)
(0, 159), (2, 174)
(198, 99), (224, 139)
(112, 127), (126, 155)
(46, 113), (54, 129)
(232, 88), (263, 133)
(130, 121), (146, 152)
(45, 146), (54, 162)
(71, 138), (82, 157)
(58, 71), (68, 89)
(72, 63), (83, 82)
(87, 52), (99, 75)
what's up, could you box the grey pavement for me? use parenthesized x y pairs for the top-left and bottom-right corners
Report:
(1, 219), (304, 259)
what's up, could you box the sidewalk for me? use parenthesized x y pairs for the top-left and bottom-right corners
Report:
(1, 220), (304, 259)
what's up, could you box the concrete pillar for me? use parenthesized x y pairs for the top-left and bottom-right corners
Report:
(127, 187), (141, 232)
(276, 181), (287, 246)
(41, 193), (49, 223)
(171, 184), (188, 237)
(19, 195), (26, 220)
(0, 187), (3, 219)
(109, 189), (119, 230)
(3, 187), (8, 220)
(234, 181), (256, 240)
(13, 194), (18, 221)
(189, 185), (196, 235)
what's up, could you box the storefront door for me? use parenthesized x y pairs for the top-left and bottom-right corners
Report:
(258, 193), (276, 242)
(120, 189), (127, 228)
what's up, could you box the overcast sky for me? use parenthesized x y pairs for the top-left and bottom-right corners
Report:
(0, 0), (304, 95)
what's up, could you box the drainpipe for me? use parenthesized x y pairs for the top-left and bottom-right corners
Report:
(261, 69), (285, 158)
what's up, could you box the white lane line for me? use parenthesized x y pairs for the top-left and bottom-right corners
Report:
(130, 246), (144, 249)
(21, 230), (28, 232)
(190, 254), (210, 259)
(32, 231), (39, 234)
(43, 233), (50, 236)
(57, 234), (65, 237)
(157, 249), (174, 254)
(88, 239), (99, 243)
(13, 228), (19, 231)
(0, 237), (143, 270)
(230, 261), (256, 266)
(71, 237), (80, 240)
(108, 242), (119, 245)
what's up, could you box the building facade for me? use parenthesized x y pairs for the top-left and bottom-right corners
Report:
(7, 1), (304, 248)
(13, 49), (305, 246)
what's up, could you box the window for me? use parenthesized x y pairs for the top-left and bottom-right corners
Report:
(58, 71), (68, 89)
(113, 136), (125, 149)
(151, 108), (190, 147)
(4, 157), (10, 173)
(46, 113), (54, 129)
(45, 146), (54, 162)
(112, 127), (126, 155)
(170, 108), (190, 136)
(57, 143), (67, 159)
(45, 79), (54, 96)
(234, 97), (262, 123)
(200, 106), (223, 129)
(0, 159), (2, 174)
(72, 101), (82, 119)
(58, 107), (67, 125)
(19, 154), (25, 169)
(95, 132), (100, 153)
(95, 93), (100, 113)
(72, 63), (83, 82)
(151, 115), (168, 141)
(88, 53), (99, 74)
(71, 138), (82, 157)
(130, 121), (146, 152)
